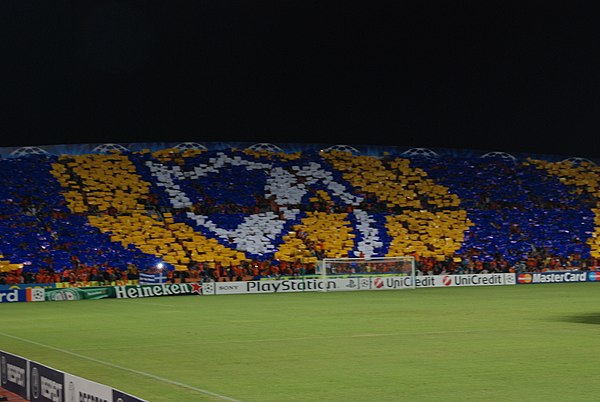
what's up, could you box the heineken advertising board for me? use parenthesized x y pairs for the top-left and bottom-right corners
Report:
(44, 283), (203, 301)
(113, 283), (202, 299)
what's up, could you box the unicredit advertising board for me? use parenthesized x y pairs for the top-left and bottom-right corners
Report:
(415, 273), (514, 288)
(202, 274), (515, 295)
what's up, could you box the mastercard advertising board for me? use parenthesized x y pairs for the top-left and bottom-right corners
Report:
(516, 271), (594, 284)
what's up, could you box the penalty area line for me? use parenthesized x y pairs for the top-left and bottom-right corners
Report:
(0, 331), (242, 402)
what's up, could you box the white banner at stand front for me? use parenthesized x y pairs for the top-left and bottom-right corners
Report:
(206, 278), (362, 295)
(415, 273), (510, 288)
(64, 373), (113, 402)
(203, 274), (514, 295)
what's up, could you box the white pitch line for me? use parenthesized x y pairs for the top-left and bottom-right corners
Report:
(69, 328), (516, 352)
(55, 328), (520, 353)
(0, 331), (242, 402)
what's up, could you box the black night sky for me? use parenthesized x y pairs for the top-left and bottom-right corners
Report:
(2, 1), (600, 157)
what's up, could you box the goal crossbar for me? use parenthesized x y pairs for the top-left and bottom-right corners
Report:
(319, 256), (416, 290)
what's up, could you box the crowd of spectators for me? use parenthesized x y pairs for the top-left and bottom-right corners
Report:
(0, 264), (140, 286)
(2, 151), (600, 288)
(2, 251), (598, 287)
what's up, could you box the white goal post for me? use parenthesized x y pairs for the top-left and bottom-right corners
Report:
(318, 256), (416, 290)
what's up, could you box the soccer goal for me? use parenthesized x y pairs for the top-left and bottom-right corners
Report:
(319, 256), (416, 290)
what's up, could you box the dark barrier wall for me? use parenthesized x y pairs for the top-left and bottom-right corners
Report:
(1, 350), (146, 402)
(0, 351), (28, 399)
(29, 361), (65, 402)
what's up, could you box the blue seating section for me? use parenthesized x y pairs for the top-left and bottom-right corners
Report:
(0, 156), (164, 273)
(409, 156), (595, 263)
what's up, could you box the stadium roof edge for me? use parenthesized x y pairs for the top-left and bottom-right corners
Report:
(0, 141), (596, 164)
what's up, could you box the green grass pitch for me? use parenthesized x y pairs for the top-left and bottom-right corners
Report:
(1, 283), (600, 401)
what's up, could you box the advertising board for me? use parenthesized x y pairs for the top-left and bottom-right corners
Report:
(0, 351), (28, 399)
(112, 389), (148, 402)
(205, 277), (364, 295)
(0, 284), (55, 291)
(113, 283), (202, 299)
(0, 287), (45, 303)
(203, 274), (514, 295)
(1, 350), (147, 402)
(64, 373), (113, 402)
(516, 271), (591, 284)
(43, 283), (203, 301)
(416, 273), (508, 288)
(29, 361), (65, 402)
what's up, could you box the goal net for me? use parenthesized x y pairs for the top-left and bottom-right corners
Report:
(319, 256), (416, 290)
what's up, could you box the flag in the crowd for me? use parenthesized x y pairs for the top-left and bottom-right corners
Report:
(139, 272), (166, 284)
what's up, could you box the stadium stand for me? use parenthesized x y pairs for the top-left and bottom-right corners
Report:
(1, 143), (599, 287)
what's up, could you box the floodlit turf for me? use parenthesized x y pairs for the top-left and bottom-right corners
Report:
(1, 283), (600, 401)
